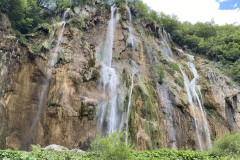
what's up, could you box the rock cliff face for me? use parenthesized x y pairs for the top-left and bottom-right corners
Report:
(0, 3), (239, 151)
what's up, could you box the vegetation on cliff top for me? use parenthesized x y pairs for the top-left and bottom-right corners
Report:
(1, 132), (240, 159)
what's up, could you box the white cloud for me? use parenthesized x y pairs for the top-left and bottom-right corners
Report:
(142, 0), (240, 25)
(219, 0), (229, 2)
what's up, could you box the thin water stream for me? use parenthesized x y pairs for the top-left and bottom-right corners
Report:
(24, 9), (70, 148)
(124, 1), (139, 144)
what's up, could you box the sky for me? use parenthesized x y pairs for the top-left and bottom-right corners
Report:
(142, 0), (240, 25)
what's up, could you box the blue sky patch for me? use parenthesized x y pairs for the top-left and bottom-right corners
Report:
(219, 0), (239, 10)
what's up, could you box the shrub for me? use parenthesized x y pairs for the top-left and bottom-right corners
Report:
(68, 16), (86, 30)
(168, 61), (181, 74)
(175, 77), (184, 88)
(91, 132), (133, 160)
(211, 132), (240, 157)
(153, 65), (165, 85)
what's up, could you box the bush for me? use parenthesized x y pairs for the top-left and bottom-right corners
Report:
(91, 132), (133, 160)
(68, 17), (85, 30)
(0, 145), (92, 159)
(175, 77), (184, 88)
(133, 149), (217, 159)
(211, 132), (240, 157)
(156, 65), (165, 84)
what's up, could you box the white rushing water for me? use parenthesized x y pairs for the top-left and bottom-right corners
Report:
(125, 1), (135, 49)
(158, 30), (174, 62)
(180, 67), (203, 150)
(157, 29), (213, 150)
(177, 48), (212, 149)
(97, 6), (123, 135)
(186, 62), (212, 149)
(25, 8), (70, 147)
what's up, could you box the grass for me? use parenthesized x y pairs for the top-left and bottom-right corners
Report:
(175, 77), (184, 88)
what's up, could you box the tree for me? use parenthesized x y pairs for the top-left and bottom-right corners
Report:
(0, 0), (42, 33)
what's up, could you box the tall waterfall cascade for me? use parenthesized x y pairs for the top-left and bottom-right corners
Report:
(96, 6), (124, 135)
(178, 48), (212, 150)
(158, 29), (212, 150)
(24, 8), (70, 147)
(124, 1), (139, 144)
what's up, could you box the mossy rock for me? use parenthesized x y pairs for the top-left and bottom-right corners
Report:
(175, 77), (184, 88)
(143, 121), (161, 150)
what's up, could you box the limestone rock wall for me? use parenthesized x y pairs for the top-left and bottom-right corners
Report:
(0, 4), (239, 151)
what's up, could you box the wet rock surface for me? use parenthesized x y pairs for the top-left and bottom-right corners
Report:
(0, 4), (239, 151)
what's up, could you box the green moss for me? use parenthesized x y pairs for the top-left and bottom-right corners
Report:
(56, 50), (71, 64)
(167, 61), (181, 74)
(160, 58), (168, 65)
(205, 108), (215, 117)
(182, 54), (188, 59)
(131, 83), (158, 121)
(122, 69), (130, 88)
(129, 105), (136, 144)
(32, 41), (42, 55)
(167, 68), (174, 75)
(135, 24), (151, 46)
(48, 99), (60, 107)
(0, 55), (5, 72)
(135, 24), (145, 34)
(153, 64), (165, 85)
(42, 26), (57, 51)
(143, 121), (161, 150)
(211, 129), (217, 142)
(79, 102), (94, 120)
(175, 77), (184, 88)
(226, 79), (233, 87)
(88, 58), (96, 68)
(81, 34), (87, 49)
(79, 103), (87, 120)
(91, 70), (100, 80)
(184, 64), (194, 81)
(155, 51), (162, 57)
(129, 82), (159, 144)
(158, 66), (165, 85)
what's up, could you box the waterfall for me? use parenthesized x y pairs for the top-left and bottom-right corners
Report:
(186, 61), (212, 149)
(177, 48), (212, 149)
(125, 61), (138, 143)
(124, 1), (139, 144)
(24, 8), (70, 148)
(97, 6), (123, 135)
(157, 31), (206, 150)
(49, 13), (69, 67)
(125, 1), (135, 48)
(180, 67), (203, 150)
(157, 31), (174, 62)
